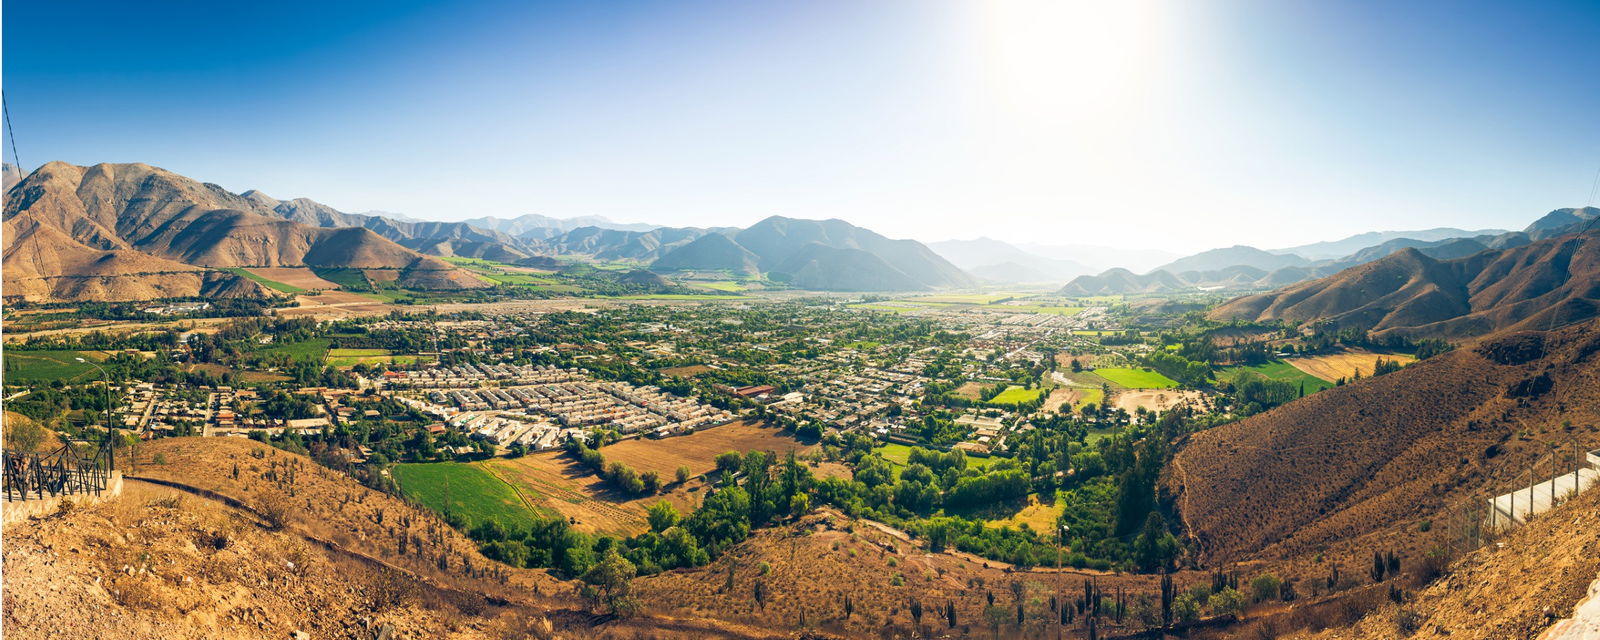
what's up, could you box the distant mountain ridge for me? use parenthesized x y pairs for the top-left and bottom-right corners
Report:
(1058, 208), (1595, 296)
(460, 213), (659, 238)
(649, 216), (974, 291)
(1271, 227), (1509, 260)
(1209, 221), (1600, 338)
(926, 237), (1093, 283)
(2, 162), (487, 302)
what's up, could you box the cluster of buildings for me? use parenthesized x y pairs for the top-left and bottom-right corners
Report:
(408, 371), (733, 441)
(379, 363), (583, 389)
(448, 412), (583, 450)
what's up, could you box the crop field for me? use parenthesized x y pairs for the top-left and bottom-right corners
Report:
(1073, 387), (1105, 410)
(659, 364), (713, 378)
(1090, 367), (1179, 389)
(874, 443), (992, 471)
(478, 454), (660, 535)
(243, 267), (340, 291)
(982, 492), (1064, 535)
(598, 420), (814, 478)
(987, 386), (1045, 405)
(324, 348), (430, 367)
(220, 267), (306, 294)
(308, 267), (373, 291)
(952, 381), (985, 400)
(1219, 360), (1333, 393)
(995, 304), (1086, 316)
(392, 461), (543, 531)
(254, 338), (331, 363)
(1, 350), (109, 382)
(905, 292), (1032, 305)
(691, 280), (748, 292)
(612, 294), (746, 301)
(1285, 350), (1415, 382)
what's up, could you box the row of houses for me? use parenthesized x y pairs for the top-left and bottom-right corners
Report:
(381, 364), (583, 389)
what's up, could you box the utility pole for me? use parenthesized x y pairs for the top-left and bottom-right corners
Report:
(75, 357), (118, 471)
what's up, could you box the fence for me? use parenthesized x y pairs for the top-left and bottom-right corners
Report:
(2, 438), (116, 501)
(1486, 447), (1600, 530)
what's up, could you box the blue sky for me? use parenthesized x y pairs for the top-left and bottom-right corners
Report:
(4, 0), (1598, 253)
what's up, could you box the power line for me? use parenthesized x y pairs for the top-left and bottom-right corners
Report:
(2, 90), (19, 169)
(1587, 160), (1600, 207)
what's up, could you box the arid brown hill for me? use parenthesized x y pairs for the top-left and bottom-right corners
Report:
(2, 161), (488, 302)
(1285, 486), (1600, 640)
(1167, 320), (1600, 571)
(1208, 226), (1600, 339)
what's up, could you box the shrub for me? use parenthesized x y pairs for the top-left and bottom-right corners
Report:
(1394, 607), (1423, 635)
(1250, 574), (1282, 603)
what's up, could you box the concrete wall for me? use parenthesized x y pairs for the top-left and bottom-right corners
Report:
(2, 471), (123, 528)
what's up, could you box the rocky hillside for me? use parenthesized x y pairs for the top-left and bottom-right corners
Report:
(1285, 487), (1600, 640)
(1167, 320), (1600, 574)
(1207, 226), (1600, 339)
(0, 436), (791, 640)
(2, 162), (487, 302)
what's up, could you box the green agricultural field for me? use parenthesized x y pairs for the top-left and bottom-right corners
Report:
(219, 267), (306, 294)
(480, 272), (562, 286)
(440, 256), (525, 270)
(873, 443), (992, 471)
(1090, 368), (1179, 389)
(611, 294), (745, 300)
(999, 304), (1085, 315)
(393, 462), (541, 531)
(1, 350), (109, 383)
(256, 338), (331, 363)
(309, 267), (372, 291)
(1072, 387), (1105, 411)
(693, 280), (748, 292)
(907, 292), (1031, 305)
(1219, 361), (1334, 393)
(988, 386), (1045, 405)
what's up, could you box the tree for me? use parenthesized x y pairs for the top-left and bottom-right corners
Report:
(1206, 587), (1244, 618)
(676, 466), (692, 484)
(581, 549), (638, 615)
(788, 492), (811, 517)
(647, 501), (680, 533)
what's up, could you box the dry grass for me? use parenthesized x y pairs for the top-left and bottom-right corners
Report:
(1169, 324), (1600, 588)
(477, 421), (815, 536)
(1285, 350), (1417, 382)
(599, 420), (817, 479)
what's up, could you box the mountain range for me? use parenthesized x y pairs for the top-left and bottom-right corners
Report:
(1059, 208), (1600, 296)
(2, 162), (488, 302)
(924, 238), (1094, 283)
(1269, 226), (1509, 260)
(648, 216), (975, 291)
(1210, 220), (1600, 338)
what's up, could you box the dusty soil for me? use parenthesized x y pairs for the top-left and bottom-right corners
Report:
(1112, 389), (1207, 414)
(659, 364), (713, 378)
(1041, 387), (1080, 412)
(277, 291), (393, 318)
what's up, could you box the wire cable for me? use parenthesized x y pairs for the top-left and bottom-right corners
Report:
(1, 91), (19, 172)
